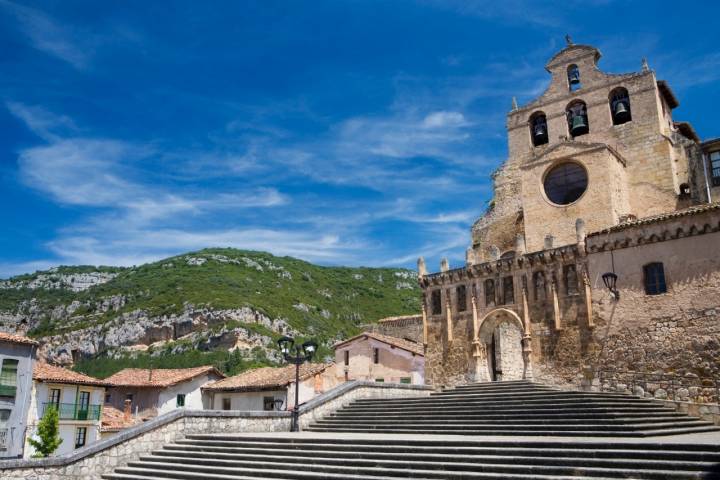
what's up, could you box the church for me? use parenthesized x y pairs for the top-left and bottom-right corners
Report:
(417, 39), (720, 391)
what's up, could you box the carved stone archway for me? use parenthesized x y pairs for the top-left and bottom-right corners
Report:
(472, 308), (532, 382)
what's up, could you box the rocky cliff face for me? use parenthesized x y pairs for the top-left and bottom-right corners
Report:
(0, 249), (421, 373)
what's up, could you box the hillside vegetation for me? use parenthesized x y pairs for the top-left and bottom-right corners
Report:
(0, 249), (421, 378)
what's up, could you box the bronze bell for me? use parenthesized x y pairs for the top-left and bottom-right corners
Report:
(533, 123), (546, 138)
(570, 115), (587, 136)
(614, 101), (629, 121)
(568, 68), (581, 85)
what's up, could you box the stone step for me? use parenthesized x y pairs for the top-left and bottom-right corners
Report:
(180, 435), (720, 452)
(304, 425), (720, 436)
(330, 412), (687, 420)
(319, 416), (700, 426)
(138, 452), (720, 476)
(309, 419), (713, 431)
(165, 441), (720, 461)
(338, 405), (677, 414)
(352, 395), (657, 405)
(111, 458), (709, 480)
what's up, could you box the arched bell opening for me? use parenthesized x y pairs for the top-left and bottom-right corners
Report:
(566, 100), (589, 137)
(529, 111), (548, 147)
(567, 64), (582, 91)
(609, 87), (632, 125)
(473, 308), (531, 382)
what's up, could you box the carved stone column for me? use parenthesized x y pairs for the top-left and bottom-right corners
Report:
(445, 291), (454, 343)
(521, 281), (533, 380)
(581, 266), (594, 328)
(421, 301), (428, 347)
(551, 275), (562, 331)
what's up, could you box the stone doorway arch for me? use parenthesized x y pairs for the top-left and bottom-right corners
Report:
(473, 308), (531, 382)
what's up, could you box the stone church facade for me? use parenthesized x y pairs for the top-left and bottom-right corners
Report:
(418, 40), (720, 390)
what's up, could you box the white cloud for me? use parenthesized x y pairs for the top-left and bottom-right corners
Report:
(0, 0), (91, 68)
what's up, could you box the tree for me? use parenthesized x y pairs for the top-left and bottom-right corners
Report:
(28, 406), (63, 458)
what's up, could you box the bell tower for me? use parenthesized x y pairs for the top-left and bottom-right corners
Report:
(471, 39), (698, 258)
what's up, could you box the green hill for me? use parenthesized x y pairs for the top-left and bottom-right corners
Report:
(0, 249), (421, 378)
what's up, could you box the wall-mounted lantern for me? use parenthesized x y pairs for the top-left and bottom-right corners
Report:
(601, 272), (619, 300)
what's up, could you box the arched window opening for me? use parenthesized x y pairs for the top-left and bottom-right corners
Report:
(502, 276), (515, 305)
(533, 271), (546, 301)
(530, 112), (548, 146)
(484, 279), (496, 307)
(430, 290), (442, 315)
(610, 88), (632, 125)
(567, 64), (581, 91)
(456, 285), (467, 312)
(564, 264), (578, 295)
(500, 250), (516, 259)
(643, 262), (667, 295)
(566, 100), (589, 137)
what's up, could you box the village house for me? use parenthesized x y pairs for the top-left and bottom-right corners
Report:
(333, 332), (425, 384)
(0, 332), (38, 459)
(104, 366), (224, 418)
(203, 363), (335, 411)
(25, 363), (109, 458)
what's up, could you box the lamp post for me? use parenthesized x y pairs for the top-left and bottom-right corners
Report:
(601, 272), (619, 300)
(277, 336), (318, 432)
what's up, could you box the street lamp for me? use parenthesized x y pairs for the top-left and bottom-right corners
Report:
(601, 272), (619, 300)
(277, 336), (318, 431)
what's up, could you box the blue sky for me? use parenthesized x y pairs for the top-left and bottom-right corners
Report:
(1, 0), (719, 278)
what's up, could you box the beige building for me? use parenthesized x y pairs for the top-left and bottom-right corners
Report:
(202, 363), (336, 411)
(333, 332), (425, 385)
(418, 38), (720, 392)
(104, 366), (224, 418)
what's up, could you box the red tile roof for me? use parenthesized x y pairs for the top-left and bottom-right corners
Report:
(33, 363), (110, 387)
(203, 363), (330, 392)
(0, 331), (39, 346)
(100, 405), (142, 432)
(105, 366), (224, 388)
(333, 331), (425, 356)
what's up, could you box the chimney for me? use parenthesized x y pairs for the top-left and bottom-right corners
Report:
(148, 368), (153, 382)
(123, 399), (132, 421)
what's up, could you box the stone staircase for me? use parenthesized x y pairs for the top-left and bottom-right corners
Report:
(102, 434), (720, 479)
(306, 380), (720, 436)
(102, 381), (720, 479)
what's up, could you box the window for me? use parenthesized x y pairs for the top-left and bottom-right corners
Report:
(49, 388), (61, 407)
(530, 112), (548, 146)
(567, 64), (581, 91)
(263, 396), (276, 411)
(75, 427), (87, 449)
(373, 348), (379, 364)
(77, 391), (90, 420)
(564, 264), (578, 295)
(544, 162), (588, 205)
(176, 394), (186, 408)
(400, 377), (412, 384)
(430, 290), (442, 315)
(343, 350), (349, 366)
(0, 359), (19, 398)
(125, 393), (134, 402)
(222, 398), (231, 411)
(484, 279), (496, 307)
(644, 263), (667, 295)
(456, 285), (467, 312)
(710, 151), (720, 187)
(533, 271), (546, 301)
(375, 378), (384, 383)
(104, 393), (111, 404)
(0, 409), (8, 452)
(566, 100), (589, 137)
(610, 88), (632, 125)
(502, 277), (515, 305)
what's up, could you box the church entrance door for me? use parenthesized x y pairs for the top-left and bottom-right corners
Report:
(476, 308), (528, 382)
